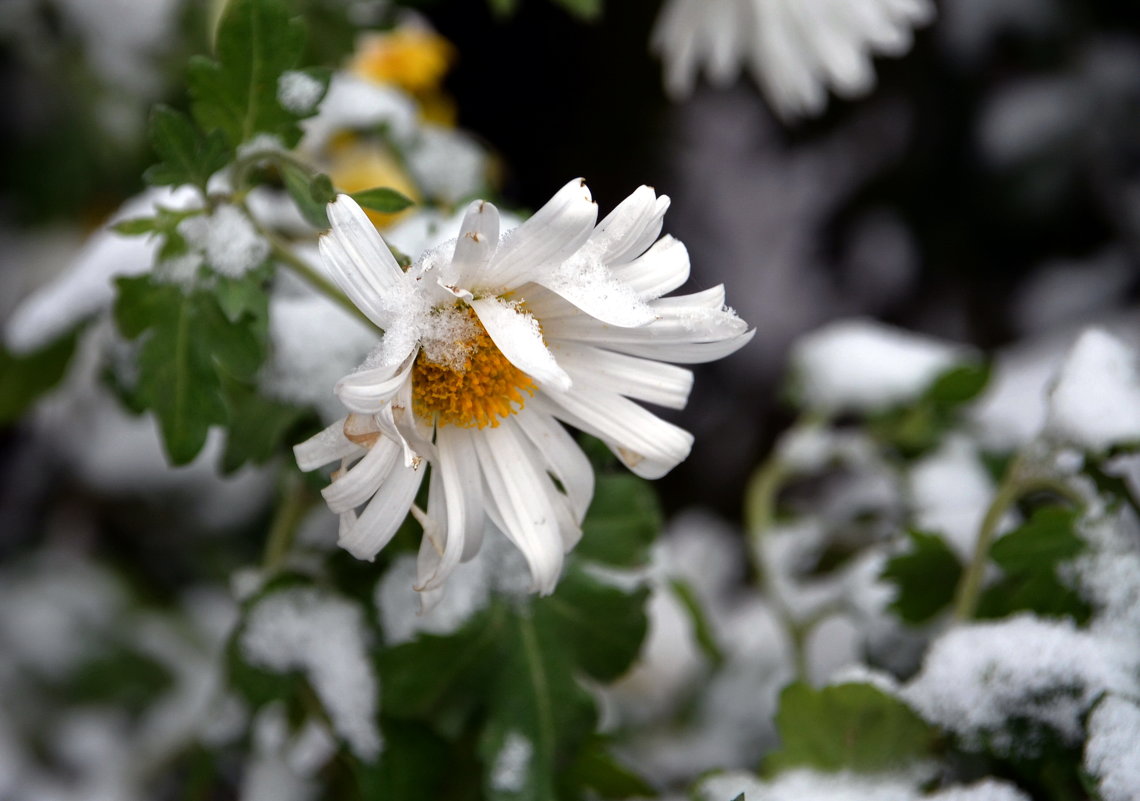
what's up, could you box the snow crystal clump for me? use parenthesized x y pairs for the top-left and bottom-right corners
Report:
(277, 70), (324, 115)
(698, 768), (919, 801)
(790, 319), (965, 413)
(240, 587), (381, 760)
(1045, 328), (1140, 452)
(178, 205), (269, 279)
(927, 779), (1031, 801)
(490, 731), (532, 793)
(902, 614), (1137, 755)
(1083, 695), (1140, 801)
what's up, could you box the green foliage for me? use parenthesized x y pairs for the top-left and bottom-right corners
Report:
(978, 506), (1091, 622)
(113, 275), (265, 465)
(188, 0), (311, 149)
(65, 646), (174, 713)
(881, 530), (963, 624)
(570, 740), (657, 799)
(668, 578), (725, 667)
(550, 0), (603, 20)
(351, 186), (416, 214)
(765, 682), (937, 775)
(925, 363), (991, 405)
(869, 362), (991, 457)
(143, 105), (231, 192)
(574, 473), (661, 567)
(0, 328), (80, 424)
(220, 378), (306, 473)
(282, 163), (336, 228)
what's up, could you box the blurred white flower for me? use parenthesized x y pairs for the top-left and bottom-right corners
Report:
(295, 179), (752, 600)
(651, 0), (935, 120)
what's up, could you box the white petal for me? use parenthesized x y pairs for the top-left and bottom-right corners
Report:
(417, 426), (486, 591)
(294, 418), (363, 471)
(514, 409), (594, 523)
(445, 200), (500, 288)
(470, 296), (571, 390)
(480, 178), (597, 290)
(473, 423), (565, 595)
(335, 351), (415, 414)
(321, 437), (401, 514)
(534, 390), (693, 480)
(616, 328), (757, 364)
(320, 194), (405, 326)
(552, 343), (694, 410)
(587, 186), (669, 265)
(609, 235), (690, 300)
(338, 459), (425, 560)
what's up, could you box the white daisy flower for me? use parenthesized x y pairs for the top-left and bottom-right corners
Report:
(294, 178), (752, 600)
(652, 0), (935, 121)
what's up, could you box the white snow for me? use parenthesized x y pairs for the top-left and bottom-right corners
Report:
(5, 187), (198, 354)
(240, 587), (382, 760)
(300, 72), (418, 152)
(907, 435), (999, 561)
(490, 731), (533, 793)
(1083, 695), (1140, 801)
(262, 288), (378, 423)
(406, 124), (488, 204)
(901, 614), (1138, 755)
(927, 779), (1031, 801)
(178, 204), (269, 279)
(1045, 328), (1140, 452)
(790, 319), (966, 413)
(277, 71), (324, 115)
(698, 768), (919, 801)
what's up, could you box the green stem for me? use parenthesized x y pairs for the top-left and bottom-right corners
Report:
(952, 460), (1086, 622)
(262, 473), (312, 573)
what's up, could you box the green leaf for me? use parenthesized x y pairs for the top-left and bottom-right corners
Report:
(112, 217), (161, 236)
(977, 506), (1091, 622)
(487, 0), (521, 17)
(214, 271), (269, 325)
(480, 612), (596, 801)
(924, 362), (991, 406)
(221, 379), (305, 473)
(551, 0), (603, 20)
(765, 682), (936, 775)
(569, 740), (656, 799)
(535, 566), (648, 682)
(143, 105), (231, 191)
(881, 530), (963, 624)
(0, 328), (80, 424)
(351, 186), (415, 214)
(352, 720), (451, 801)
(113, 276), (266, 465)
(574, 473), (661, 568)
(668, 578), (725, 667)
(281, 163), (331, 229)
(187, 0), (308, 148)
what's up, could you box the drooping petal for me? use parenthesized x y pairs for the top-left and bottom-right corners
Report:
(338, 458), (426, 560)
(416, 426), (486, 592)
(444, 200), (500, 288)
(480, 178), (597, 290)
(470, 296), (571, 390)
(552, 342), (694, 410)
(513, 408), (595, 523)
(335, 349), (416, 414)
(473, 422), (565, 595)
(294, 418), (363, 471)
(320, 195), (406, 326)
(321, 437), (401, 514)
(534, 390), (694, 480)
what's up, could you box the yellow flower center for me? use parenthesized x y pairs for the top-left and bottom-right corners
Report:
(350, 29), (455, 96)
(411, 307), (535, 429)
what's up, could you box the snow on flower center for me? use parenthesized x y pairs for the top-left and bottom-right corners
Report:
(412, 304), (534, 428)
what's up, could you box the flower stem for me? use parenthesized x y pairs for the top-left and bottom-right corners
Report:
(952, 457), (1086, 622)
(262, 473), (313, 573)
